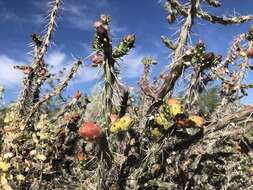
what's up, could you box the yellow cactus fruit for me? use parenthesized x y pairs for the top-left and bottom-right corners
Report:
(166, 98), (183, 117)
(155, 113), (172, 129)
(110, 122), (122, 133)
(155, 113), (166, 126)
(151, 128), (162, 137)
(119, 115), (134, 131)
(110, 114), (134, 133)
(189, 115), (204, 128)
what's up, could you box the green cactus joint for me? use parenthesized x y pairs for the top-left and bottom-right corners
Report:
(112, 34), (135, 59)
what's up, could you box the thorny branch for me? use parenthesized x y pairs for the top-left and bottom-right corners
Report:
(23, 59), (82, 126)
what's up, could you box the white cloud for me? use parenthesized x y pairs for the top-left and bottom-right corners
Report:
(63, 3), (93, 31)
(62, 1), (126, 35)
(119, 50), (146, 79)
(46, 51), (67, 67)
(0, 50), (100, 91)
(0, 7), (29, 23)
(46, 50), (100, 83)
(0, 55), (23, 87)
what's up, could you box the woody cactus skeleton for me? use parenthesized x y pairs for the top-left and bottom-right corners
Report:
(140, 0), (252, 114)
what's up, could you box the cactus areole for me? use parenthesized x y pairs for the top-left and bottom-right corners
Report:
(79, 121), (102, 140)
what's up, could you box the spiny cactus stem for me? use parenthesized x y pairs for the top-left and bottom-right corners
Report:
(35, 0), (61, 64)
(104, 56), (114, 129)
(19, 0), (61, 115)
(158, 0), (199, 100)
(23, 59), (82, 128)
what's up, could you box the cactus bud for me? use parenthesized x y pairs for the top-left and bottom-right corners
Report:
(94, 21), (107, 35)
(100, 14), (110, 24)
(23, 67), (32, 75)
(91, 54), (103, 66)
(110, 114), (119, 123)
(124, 34), (135, 47)
(196, 39), (205, 49)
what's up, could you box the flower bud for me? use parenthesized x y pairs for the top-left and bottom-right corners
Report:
(91, 54), (103, 65)
(196, 39), (205, 49)
(94, 21), (107, 34)
(100, 14), (110, 24)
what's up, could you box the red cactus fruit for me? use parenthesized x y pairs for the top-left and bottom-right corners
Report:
(79, 121), (102, 140)
(247, 48), (253, 58)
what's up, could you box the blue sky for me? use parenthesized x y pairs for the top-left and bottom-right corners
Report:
(0, 0), (253, 104)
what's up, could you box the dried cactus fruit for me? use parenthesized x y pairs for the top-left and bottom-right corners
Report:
(189, 115), (204, 127)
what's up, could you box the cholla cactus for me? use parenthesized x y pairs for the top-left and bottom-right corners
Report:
(1, 0), (253, 189)
(92, 14), (135, 130)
